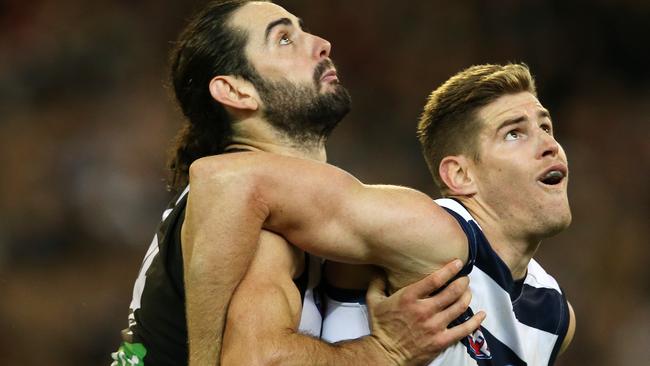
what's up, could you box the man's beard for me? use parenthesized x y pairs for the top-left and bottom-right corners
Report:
(253, 60), (351, 146)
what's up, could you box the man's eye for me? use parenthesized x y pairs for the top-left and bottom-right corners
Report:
(541, 124), (552, 134)
(505, 130), (520, 141)
(279, 34), (293, 45)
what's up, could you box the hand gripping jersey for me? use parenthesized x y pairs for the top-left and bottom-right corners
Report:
(111, 186), (322, 366)
(321, 198), (570, 366)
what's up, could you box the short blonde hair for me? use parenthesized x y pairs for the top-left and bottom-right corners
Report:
(417, 63), (537, 191)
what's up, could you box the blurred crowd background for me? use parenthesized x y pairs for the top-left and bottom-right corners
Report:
(1, 0), (648, 365)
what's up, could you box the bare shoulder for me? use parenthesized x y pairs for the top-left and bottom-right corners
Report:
(188, 152), (267, 181)
(189, 152), (344, 178)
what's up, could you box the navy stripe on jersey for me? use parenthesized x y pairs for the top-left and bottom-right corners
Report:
(548, 289), (570, 365)
(437, 198), (569, 366)
(441, 207), (477, 277)
(471, 224), (521, 299)
(322, 282), (366, 304)
(513, 284), (566, 334)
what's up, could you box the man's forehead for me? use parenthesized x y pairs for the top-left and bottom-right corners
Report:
(479, 92), (547, 124)
(230, 1), (297, 40)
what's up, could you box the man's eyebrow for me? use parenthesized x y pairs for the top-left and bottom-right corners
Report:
(539, 109), (551, 119)
(496, 116), (527, 132)
(496, 108), (552, 132)
(265, 17), (293, 43)
(298, 18), (308, 32)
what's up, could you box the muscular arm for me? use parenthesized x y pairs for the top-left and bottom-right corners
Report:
(192, 152), (467, 290)
(223, 231), (484, 365)
(222, 231), (393, 365)
(182, 162), (270, 366)
(184, 152), (468, 364)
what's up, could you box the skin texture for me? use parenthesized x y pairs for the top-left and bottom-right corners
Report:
(186, 152), (486, 365)
(328, 91), (577, 355)
(183, 2), (484, 365)
(451, 92), (571, 279)
(187, 90), (576, 362)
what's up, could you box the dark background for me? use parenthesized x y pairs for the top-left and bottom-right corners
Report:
(0, 0), (648, 365)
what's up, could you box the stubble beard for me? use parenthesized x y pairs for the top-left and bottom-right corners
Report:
(252, 60), (352, 147)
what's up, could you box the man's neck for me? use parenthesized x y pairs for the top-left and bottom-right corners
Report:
(455, 196), (540, 280)
(229, 118), (328, 162)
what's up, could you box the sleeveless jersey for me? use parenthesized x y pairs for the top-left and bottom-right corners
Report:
(112, 186), (322, 366)
(320, 198), (570, 366)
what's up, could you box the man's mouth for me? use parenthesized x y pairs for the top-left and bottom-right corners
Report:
(538, 165), (568, 186)
(320, 69), (338, 83)
(314, 59), (339, 86)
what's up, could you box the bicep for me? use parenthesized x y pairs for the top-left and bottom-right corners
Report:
(191, 153), (466, 283)
(330, 185), (469, 287)
(268, 178), (466, 272)
(221, 231), (304, 365)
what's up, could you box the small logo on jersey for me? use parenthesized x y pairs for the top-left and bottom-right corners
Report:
(467, 328), (492, 359)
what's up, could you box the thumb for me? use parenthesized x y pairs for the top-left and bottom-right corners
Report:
(366, 274), (387, 306)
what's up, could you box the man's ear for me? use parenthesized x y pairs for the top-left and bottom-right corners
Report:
(439, 155), (477, 196)
(208, 75), (259, 111)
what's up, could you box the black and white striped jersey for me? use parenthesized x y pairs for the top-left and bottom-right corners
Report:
(115, 186), (321, 365)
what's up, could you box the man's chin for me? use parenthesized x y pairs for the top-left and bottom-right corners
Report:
(319, 82), (343, 94)
(544, 209), (572, 238)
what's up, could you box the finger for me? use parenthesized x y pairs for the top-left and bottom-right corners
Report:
(422, 276), (469, 311)
(406, 259), (464, 298)
(366, 274), (387, 305)
(438, 289), (473, 325)
(444, 311), (487, 343)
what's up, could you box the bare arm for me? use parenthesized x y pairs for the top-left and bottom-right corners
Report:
(192, 152), (467, 289)
(182, 161), (270, 366)
(222, 230), (485, 365)
(184, 152), (467, 364)
(222, 231), (395, 365)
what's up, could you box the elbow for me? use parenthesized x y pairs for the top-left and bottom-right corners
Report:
(188, 155), (270, 219)
(188, 155), (254, 185)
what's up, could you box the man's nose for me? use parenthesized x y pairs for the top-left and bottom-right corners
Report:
(538, 130), (559, 159)
(312, 35), (331, 60)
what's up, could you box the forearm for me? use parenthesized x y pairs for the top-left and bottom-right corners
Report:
(185, 250), (255, 366)
(240, 333), (399, 366)
(184, 160), (270, 365)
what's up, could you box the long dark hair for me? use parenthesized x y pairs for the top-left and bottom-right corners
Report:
(167, 0), (266, 192)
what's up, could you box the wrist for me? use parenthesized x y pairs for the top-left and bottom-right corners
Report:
(361, 335), (403, 366)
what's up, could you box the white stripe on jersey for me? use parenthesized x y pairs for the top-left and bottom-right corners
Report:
(129, 187), (189, 312)
(162, 209), (173, 221)
(525, 259), (562, 292)
(467, 267), (558, 365)
(129, 234), (160, 311)
(321, 297), (370, 343)
(320, 198), (567, 366)
(435, 198), (483, 230)
(176, 186), (190, 205)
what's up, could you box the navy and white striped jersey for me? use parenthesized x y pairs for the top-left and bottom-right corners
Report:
(432, 198), (570, 365)
(320, 198), (570, 366)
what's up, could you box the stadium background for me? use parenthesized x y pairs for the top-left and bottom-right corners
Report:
(0, 0), (648, 364)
